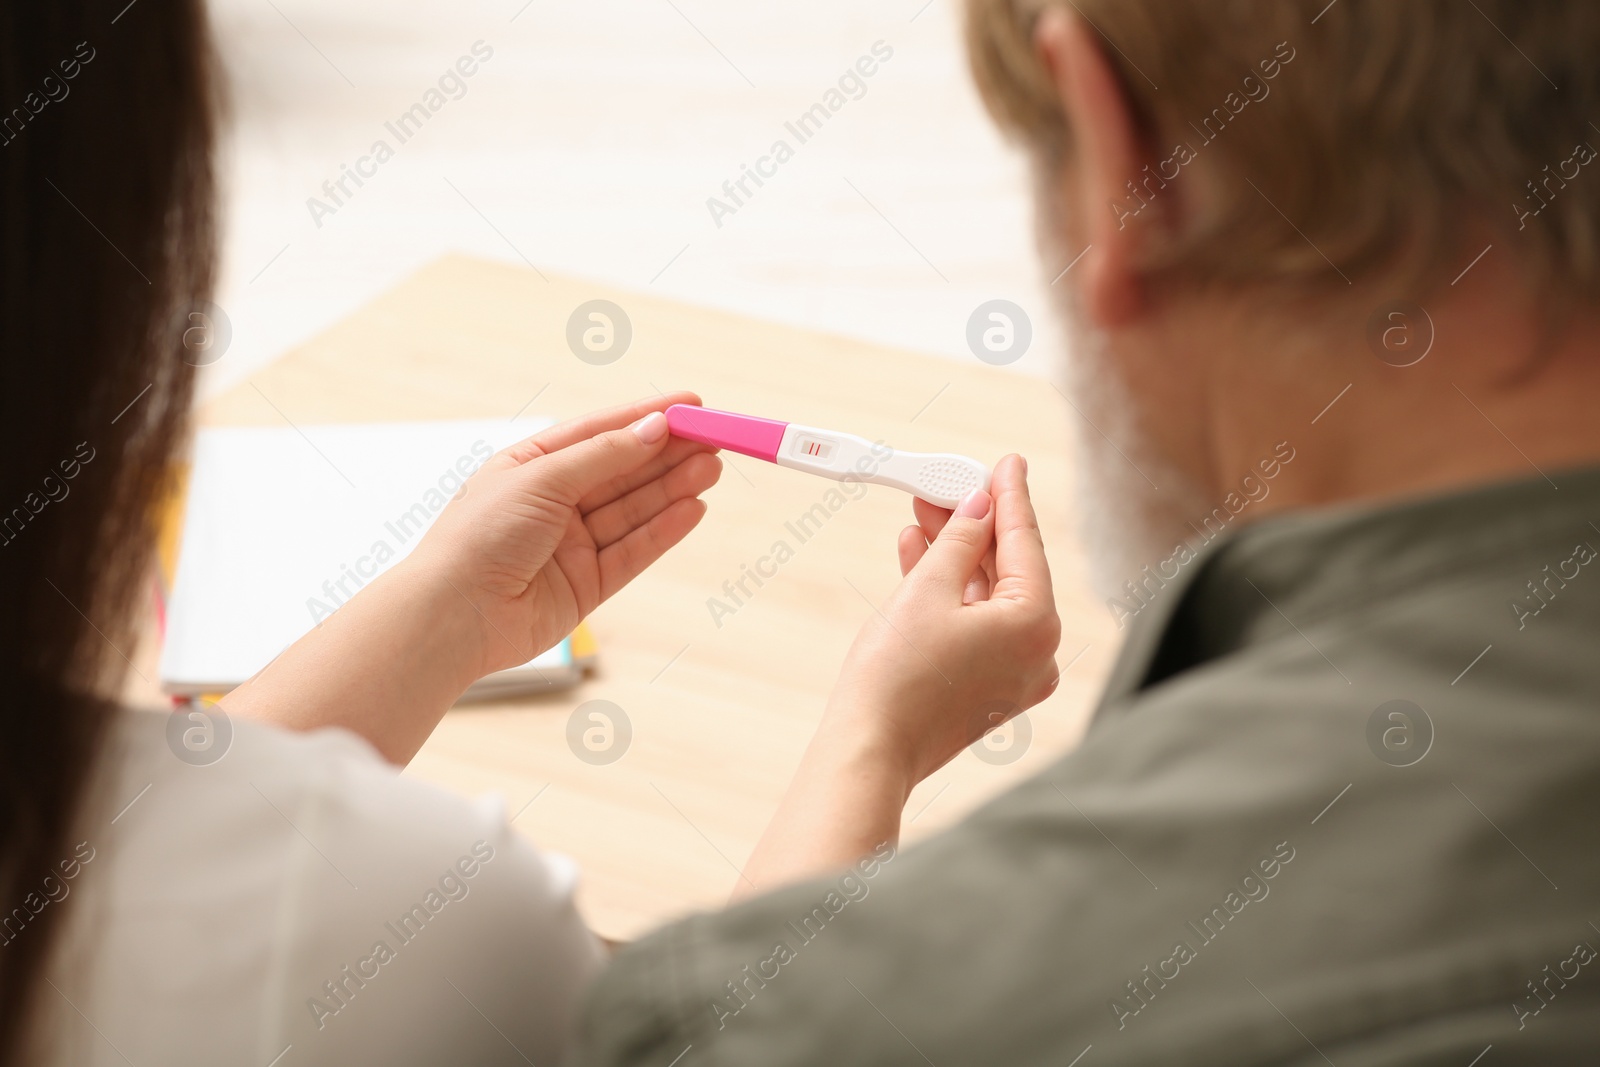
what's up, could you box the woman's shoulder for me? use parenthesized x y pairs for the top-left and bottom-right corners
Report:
(45, 707), (601, 1067)
(96, 705), (592, 936)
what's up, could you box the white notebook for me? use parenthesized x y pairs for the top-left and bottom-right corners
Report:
(161, 418), (586, 700)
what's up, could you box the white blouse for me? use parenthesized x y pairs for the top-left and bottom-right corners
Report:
(37, 708), (604, 1066)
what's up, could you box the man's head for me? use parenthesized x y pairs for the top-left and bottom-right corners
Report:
(964, 1), (1600, 594)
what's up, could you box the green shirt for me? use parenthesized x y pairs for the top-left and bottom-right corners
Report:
(571, 471), (1600, 1066)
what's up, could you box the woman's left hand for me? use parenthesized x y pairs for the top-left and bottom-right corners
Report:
(411, 392), (722, 677)
(225, 392), (720, 764)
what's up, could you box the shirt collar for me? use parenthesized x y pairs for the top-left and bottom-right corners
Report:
(1095, 466), (1600, 711)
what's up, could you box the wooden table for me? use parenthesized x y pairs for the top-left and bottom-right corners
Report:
(153, 255), (1119, 940)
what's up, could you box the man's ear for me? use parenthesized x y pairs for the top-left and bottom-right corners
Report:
(1035, 8), (1147, 327)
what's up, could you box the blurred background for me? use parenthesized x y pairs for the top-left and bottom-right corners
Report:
(202, 0), (1061, 401)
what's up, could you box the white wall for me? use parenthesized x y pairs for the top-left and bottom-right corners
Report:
(203, 0), (1063, 399)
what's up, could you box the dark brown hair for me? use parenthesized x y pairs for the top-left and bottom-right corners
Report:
(0, 2), (217, 1061)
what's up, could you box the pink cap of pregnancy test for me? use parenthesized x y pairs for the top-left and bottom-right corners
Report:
(665, 404), (787, 461)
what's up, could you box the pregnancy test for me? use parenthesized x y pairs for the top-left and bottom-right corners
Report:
(665, 404), (990, 509)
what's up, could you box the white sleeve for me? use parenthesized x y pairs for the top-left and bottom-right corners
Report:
(48, 713), (604, 1067)
(258, 729), (607, 1067)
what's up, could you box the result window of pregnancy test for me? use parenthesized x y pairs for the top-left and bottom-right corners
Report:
(792, 435), (835, 461)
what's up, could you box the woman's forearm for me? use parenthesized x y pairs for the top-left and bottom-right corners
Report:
(221, 556), (486, 765)
(734, 709), (913, 900)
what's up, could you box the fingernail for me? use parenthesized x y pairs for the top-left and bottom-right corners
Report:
(1017, 454), (1028, 476)
(955, 488), (991, 519)
(632, 411), (668, 444)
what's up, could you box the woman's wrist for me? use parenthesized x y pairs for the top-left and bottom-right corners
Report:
(802, 707), (919, 809)
(734, 697), (919, 900)
(377, 553), (498, 692)
(226, 553), (491, 764)
(812, 684), (936, 796)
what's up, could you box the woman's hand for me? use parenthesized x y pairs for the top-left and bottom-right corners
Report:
(410, 393), (722, 678)
(225, 393), (720, 765)
(826, 452), (1062, 784)
(737, 454), (1060, 897)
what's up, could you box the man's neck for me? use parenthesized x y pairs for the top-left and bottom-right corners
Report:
(1213, 253), (1600, 520)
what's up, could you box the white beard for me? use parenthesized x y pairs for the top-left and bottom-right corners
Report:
(1031, 162), (1213, 603)
(1051, 287), (1213, 605)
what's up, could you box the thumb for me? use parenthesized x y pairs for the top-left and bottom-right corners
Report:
(529, 410), (671, 502)
(913, 488), (994, 598)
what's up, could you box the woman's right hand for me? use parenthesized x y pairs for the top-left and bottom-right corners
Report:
(736, 454), (1061, 897)
(822, 453), (1062, 787)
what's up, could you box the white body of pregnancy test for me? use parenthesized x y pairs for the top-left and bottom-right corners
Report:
(665, 404), (991, 509)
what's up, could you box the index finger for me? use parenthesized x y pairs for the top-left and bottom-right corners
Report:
(991, 454), (1053, 603)
(499, 391), (704, 466)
